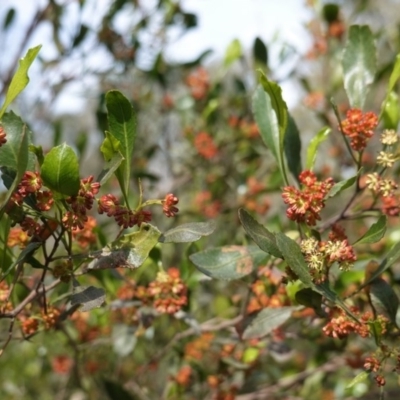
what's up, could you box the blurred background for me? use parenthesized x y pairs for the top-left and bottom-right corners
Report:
(1, 1), (400, 399)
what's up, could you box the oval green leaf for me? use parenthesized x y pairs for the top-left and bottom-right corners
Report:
(238, 208), (282, 258)
(159, 220), (216, 243)
(342, 25), (376, 109)
(275, 233), (313, 286)
(41, 143), (80, 196)
(242, 306), (299, 340)
(354, 215), (387, 245)
(189, 245), (268, 280)
(105, 90), (136, 201)
(369, 277), (399, 324)
(284, 114), (302, 182)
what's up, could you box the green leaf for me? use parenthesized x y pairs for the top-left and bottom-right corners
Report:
(0, 45), (41, 119)
(97, 153), (124, 187)
(238, 208), (282, 258)
(85, 223), (161, 270)
(327, 175), (357, 198)
(102, 378), (136, 400)
(253, 75), (288, 183)
(159, 221), (216, 243)
(342, 25), (376, 109)
(41, 143), (80, 196)
(189, 245), (268, 280)
(100, 131), (122, 161)
(253, 37), (268, 66)
(224, 39), (242, 67)
(105, 90), (136, 202)
(380, 53), (400, 121)
(346, 371), (369, 389)
(363, 242), (400, 286)
(0, 242), (41, 279)
(3, 8), (16, 30)
(242, 307), (299, 340)
(259, 73), (288, 139)
(381, 91), (400, 130)
(306, 127), (330, 170)
(0, 113), (31, 217)
(112, 324), (137, 357)
(295, 288), (325, 317)
(275, 233), (313, 286)
(354, 216), (387, 245)
(284, 114), (302, 181)
(369, 277), (399, 324)
(69, 285), (106, 312)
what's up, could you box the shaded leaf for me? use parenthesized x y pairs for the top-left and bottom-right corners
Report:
(0, 241), (41, 279)
(0, 113), (31, 217)
(105, 90), (136, 201)
(369, 277), (399, 324)
(284, 114), (302, 181)
(354, 216), (387, 245)
(363, 242), (400, 286)
(102, 378), (136, 400)
(159, 221), (216, 243)
(0, 45), (41, 119)
(253, 37), (268, 66)
(295, 288), (325, 317)
(238, 208), (282, 258)
(189, 245), (268, 280)
(342, 25), (376, 109)
(275, 233), (313, 286)
(70, 285), (106, 312)
(242, 307), (299, 340)
(41, 143), (80, 196)
(306, 127), (330, 170)
(112, 324), (137, 356)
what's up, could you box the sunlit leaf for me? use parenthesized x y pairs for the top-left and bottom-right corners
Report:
(327, 174), (358, 198)
(0, 45), (41, 119)
(189, 245), (268, 280)
(242, 307), (299, 339)
(0, 113), (33, 217)
(342, 25), (376, 109)
(224, 39), (242, 66)
(41, 143), (80, 197)
(346, 371), (369, 389)
(306, 127), (330, 170)
(159, 221), (216, 243)
(105, 90), (136, 202)
(380, 53), (400, 120)
(85, 223), (161, 270)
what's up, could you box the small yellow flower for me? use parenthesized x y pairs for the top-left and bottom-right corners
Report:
(376, 151), (397, 168)
(380, 129), (398, 145)
(365, 173), (380, 192)
(378, 179), (398, 197)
